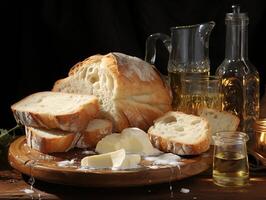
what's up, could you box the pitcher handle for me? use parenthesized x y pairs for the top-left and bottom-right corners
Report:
(145, 33), (171, 65)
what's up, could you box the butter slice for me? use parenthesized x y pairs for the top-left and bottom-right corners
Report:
(95, 128), (160, 156)
(120, 128), (160, 156)
(81, 149), (125, 168)
(95, 133), (122, 154)
(119, 154), (141, 169)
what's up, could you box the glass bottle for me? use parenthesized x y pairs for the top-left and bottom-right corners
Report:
(216, 5), (260, 138)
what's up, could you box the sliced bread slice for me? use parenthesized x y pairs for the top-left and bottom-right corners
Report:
(198, 108), (240, 136)
(76, 119), (113, 149)
(148, 111), (210, 155)
(25, 126), (80, 153)
(11, 91), (99, 132)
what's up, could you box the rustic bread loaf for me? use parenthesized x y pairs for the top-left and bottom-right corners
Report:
(11, 91), (99, 132)
(198, 108), (240, 136)
(148, 111), (211, 155)
(25, 126), (80, 153)
(52, 52), (172, 132)
(76, 119), (113, 149)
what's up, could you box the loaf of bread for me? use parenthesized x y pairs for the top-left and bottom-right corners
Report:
(25, 126), (80, 153)
(52, 52), (172, 132)
(148, 111), (211, 155)
(76, 119), (113, 149)
(198, 108), (240, 136)
(11, 92), (99, 132)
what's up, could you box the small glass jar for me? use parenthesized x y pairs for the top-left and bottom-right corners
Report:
(212, 131), (249, 187)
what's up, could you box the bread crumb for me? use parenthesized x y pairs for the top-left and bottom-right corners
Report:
(57, 159), (76, 167)
(147, 165), (159, 169)
(144, 153), (181, 166)
(21, 188), (34, 194)
(82, 150), (96, 155)
(180, 188), (190, 193)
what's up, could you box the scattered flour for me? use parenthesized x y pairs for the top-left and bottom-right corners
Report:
(57, 159), (76, 167)
(144, 153), (182, 166)
(77, 166), (96, 171)
(180, 188), (190, 193)
(113, 52), (157, 82)
(20, 188), (34, 194)
(81, 150), (96, 155)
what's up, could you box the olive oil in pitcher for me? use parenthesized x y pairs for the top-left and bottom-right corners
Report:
(145, 22), (215, 110)
(169, 71), (209, 110)
(170, 72), (222, 114)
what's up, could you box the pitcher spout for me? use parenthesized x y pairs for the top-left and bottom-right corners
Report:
(199, 21), (215, 38)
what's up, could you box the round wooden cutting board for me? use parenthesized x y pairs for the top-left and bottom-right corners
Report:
(8, 136), (212, 187)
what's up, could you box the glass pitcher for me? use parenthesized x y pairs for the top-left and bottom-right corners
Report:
(145, 21), (215, 110)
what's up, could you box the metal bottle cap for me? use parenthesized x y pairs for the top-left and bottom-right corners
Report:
(225, 5), (249, 24)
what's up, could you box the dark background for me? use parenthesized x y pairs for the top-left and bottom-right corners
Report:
(1, 0), (266, 129)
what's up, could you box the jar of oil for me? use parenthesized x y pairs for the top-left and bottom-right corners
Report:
(212, 131), (249, 187)
(216, 5), (260, 137)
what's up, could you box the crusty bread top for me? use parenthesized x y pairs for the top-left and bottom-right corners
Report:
(52, 52), (172, 132)
(149, 111), (210, 144)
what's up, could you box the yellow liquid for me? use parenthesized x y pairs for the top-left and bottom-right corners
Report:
(179, 93), (222, 115)
(169, 71), (209, 110)
(213, 151), (249, 187)
(221, 76), (260, 133)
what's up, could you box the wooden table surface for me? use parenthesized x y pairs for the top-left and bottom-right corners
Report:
(1, 153), (266, 200)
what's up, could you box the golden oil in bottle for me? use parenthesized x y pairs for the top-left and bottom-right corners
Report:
(216, 5), (260, 136)
(221, 75), (259, 134)
(213, 151), (249, 187)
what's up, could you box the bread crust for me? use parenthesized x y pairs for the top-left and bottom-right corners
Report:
(148, 112), (211, 155)
(11, 92), (99, 132)
(76, 119), (113, 149)
(68, 55), (103, 76)
(52, 53), (172, 132)
(148, 130), (210, 155)
(25, 126), (78, 154)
